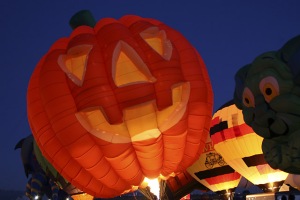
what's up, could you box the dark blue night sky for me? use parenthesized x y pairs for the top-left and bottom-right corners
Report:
(1, 0), (300, 191)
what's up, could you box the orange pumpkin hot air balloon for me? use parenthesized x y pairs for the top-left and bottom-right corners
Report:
(210, 100), (288, 192)
(187, 134), (242, 193)
(27, 10), (213, 198)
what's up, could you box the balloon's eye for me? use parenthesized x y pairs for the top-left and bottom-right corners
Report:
(140, 27), (173, 60)
(58, 45), (93, 86)
(242, 87), (255, 107)
(259, 76), (279, 103)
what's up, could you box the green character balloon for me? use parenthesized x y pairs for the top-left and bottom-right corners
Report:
(234, 35), (300, 174)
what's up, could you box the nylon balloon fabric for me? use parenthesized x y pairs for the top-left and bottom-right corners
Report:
(27, 12), (213, 198)
(210, 101), (288, 192)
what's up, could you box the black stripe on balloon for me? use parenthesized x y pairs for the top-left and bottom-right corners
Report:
(242, 154), (267, 167)
(194, 165), (235, 180)
(210, 121), (228, 135)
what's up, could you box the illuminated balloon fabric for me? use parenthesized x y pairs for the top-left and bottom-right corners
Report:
(187, 134), (241, 192)
(284, 174), (300, 190)
(210, 101), (288, 187)
(71, 193), (94, 200)
(233, 35), (300, 174)
(27, 11), (213, 198)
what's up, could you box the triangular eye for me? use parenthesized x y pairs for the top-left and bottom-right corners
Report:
(112, 41), (156, 87)
(140, 27), (172, 60)
(58, 45), (93, 86)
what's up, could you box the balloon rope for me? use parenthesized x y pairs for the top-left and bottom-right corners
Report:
(138, 187), (155, 200)
(133, 191), (138, 200)
(159, 180), (169, 200)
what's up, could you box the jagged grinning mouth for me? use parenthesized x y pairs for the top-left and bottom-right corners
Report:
(75, 82), (190, 143)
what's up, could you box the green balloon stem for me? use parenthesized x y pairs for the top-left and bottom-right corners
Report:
(69, 10), (96, 30)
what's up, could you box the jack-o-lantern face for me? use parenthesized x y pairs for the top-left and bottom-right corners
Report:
(27, 14), (213, 198)
(65, 31), (191, 143)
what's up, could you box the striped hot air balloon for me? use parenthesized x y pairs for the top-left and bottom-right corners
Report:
(210, 100), (288, 192)
(187, 133), (242, 193)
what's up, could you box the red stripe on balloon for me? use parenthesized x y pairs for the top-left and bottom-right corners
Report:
(211, 123), (253, 145)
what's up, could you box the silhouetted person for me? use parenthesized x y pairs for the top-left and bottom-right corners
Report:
(281, 195), (287, 200)
(288, 194), (295, 200)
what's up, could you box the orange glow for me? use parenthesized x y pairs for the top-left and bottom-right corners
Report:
(58, 45), (93, 86)
(75, 82), (190, 143)
(71, 193), (93, 200)
(143, 177), (160, 199)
